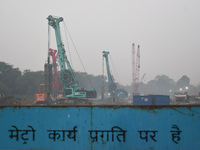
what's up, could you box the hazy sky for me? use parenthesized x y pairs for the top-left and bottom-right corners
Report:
(0, 0), (200, 86)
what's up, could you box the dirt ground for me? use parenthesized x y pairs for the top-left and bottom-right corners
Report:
(0, 96), (200, 106)
(0, 96), (34, 106)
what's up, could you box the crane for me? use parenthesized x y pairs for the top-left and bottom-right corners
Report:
(102, 51), (128, 98)
(192, 82), (200, 96)
(131, 43), (135, 95)
(135, 45), (140, 94)
(103, 51), (117, 97)
(132, 44), (140, 95)
(47, 15), (97, 99)
(140, 73), (146, 83)
(49, 48), (62, 93)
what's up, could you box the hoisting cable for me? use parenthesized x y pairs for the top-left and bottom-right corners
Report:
(101, 55), (105, 99)
(48, 24), (51, 63)
(62, 22), (73, 68)
(102, 55), (105, 80)
(109, 54), (121, 85)
(63, 21), (94, 88)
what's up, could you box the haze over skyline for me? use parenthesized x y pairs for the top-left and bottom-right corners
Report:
(0, 0), (200, 86)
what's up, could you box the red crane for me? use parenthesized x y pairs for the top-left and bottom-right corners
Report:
(132, 43), (135, 94)
(49, 48), (62, 93)
(132, 44), (140, 95)
(135, 45), (140, 94)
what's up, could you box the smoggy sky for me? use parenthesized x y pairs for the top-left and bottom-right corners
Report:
(0, 0), (200, 86)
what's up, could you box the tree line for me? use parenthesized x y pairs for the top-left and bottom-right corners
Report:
(0, 61), (199, 98)
(123, 74), (198, 97)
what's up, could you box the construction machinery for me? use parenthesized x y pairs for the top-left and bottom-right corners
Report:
(102, 51), (128, 99)
(132, 43), (140, 95)
(47, 15), (97, 102)
(192, 82), (200, 100)
(192, 82), (200, 95)
(34, 56), (53, 104)
(174, 90), (188, 102)
(49, 48), (62, 94)
(34, 84), (46, 103)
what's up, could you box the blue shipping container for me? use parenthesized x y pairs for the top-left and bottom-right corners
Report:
(133, 95), (170, 105)
(133, 96), (152, 105)
(150, 95), (170, 105)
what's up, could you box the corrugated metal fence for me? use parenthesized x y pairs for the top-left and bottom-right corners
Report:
(0, 105), (200, 150)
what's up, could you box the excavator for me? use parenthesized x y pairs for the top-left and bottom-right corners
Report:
(102, 51), (128, 100)
(47, 15), (97, 103)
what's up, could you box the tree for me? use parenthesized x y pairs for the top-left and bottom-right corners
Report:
(176, 75), (190, 90)
(16, 70), (44, 95)
(0, 61), (21, 95)
(145, 75), (175, 95)
(75, 71), (106, 97)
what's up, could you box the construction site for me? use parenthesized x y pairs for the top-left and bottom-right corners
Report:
(1, 15), (200, 106)
(0, 15), (200, 150)
(0, 16), (151, 106)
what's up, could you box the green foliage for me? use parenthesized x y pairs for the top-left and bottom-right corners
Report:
(146, 75), (176, 94)
(75, 71), (106, 97)
(0, 61), (21, 95)
(0, 61), (194, 97)
(176, 75), (190, 89)
(16, 70), (44, 95)
(138, 75), (191, 95)
(0, 61), (45, 96)
(123, 74), (192, 96)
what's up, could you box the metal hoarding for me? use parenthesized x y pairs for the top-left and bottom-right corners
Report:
(0, 105), (200, 150)
(133, 96), (152, 105)
(150, 95), (170, 105)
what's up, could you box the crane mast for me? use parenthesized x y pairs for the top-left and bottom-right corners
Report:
(132, 44), (140, 95)
(132, 43), (135, 94)
(135, 45), (140, 94)
(47, 16), (66, 71)
(47, 16), (78, 88)
(47, 15), (96, 98)
(103, 51), (115, 85)
(103, 51), (117, 97)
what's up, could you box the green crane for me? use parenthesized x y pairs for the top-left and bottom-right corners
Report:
(47, 15), (97, 98)
(103, 51), (128, 98)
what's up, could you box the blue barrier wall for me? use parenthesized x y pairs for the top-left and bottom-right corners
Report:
(0, 105), (200, 150)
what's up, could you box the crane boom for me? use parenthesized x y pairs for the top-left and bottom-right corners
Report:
(132, 44), (140, 95)
(47, 16), (66, 71)
(103, 51), (115, 85)
(135, 45), (140, 94)
(103, 51), (117, 97)
(132, 43), (135, 94)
